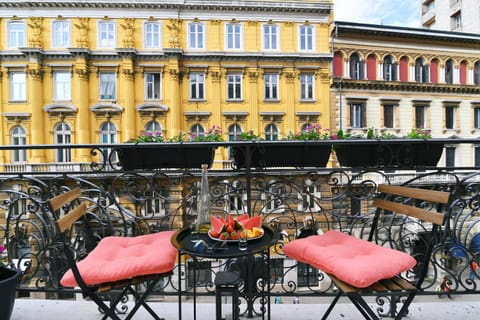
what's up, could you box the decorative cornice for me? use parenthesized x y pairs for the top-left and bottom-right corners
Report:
(331, 78), (480, 95)
(0, 1), (332, 14)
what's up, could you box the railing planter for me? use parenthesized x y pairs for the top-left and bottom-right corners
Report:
(117, 143), (217, 170)
(232, 141), (332, 168)
(334, 140), (444, 168)
(0, 266), (21, 320)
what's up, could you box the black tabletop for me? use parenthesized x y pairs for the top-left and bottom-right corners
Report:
(171, 225), (274, 259)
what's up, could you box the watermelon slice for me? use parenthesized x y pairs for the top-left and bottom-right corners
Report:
(210, 216), (226, 234)
(236, 213), (249, 222)
(240, 216), (262, 230)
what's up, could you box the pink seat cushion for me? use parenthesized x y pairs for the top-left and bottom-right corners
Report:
(283, 230), (417, 288)
(61, 231), (177, 287)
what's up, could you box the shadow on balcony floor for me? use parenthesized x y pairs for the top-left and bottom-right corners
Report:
(10, 295), (480, 320)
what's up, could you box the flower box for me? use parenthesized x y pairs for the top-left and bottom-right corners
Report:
(117, 144), (216, 170)
(232, 141), (332, 168)
(334, 141), (444, 168)
(0, 266), (22, 320)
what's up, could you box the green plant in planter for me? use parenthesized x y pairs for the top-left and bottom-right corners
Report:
(284, 123), (331, 140)
(236, 130), (262, 141)
(404, 128), (432, 139)
(127, 125), (224, 143)
(191, 125), (224, 142)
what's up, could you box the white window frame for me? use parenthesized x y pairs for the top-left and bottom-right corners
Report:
(264, 74), (279, 101)
(298, 183), (321, 212)
(298, 25), (315, 51)
(227, 73), (242, 100)
(143, 22), (161, 49)
(7, 20), (26, 48)
(188, 22), (205, 50)
(262, 181), (285, 214)
(145, 72), (161, 100)
(11, 126), (27, 163)
(265, 123), (279, 141)
(189, 73), (205, 100)
(99, 121), (118, 162)
(54, 122), (72, 162)
(53, 71), (71, 101)
(52, 20), (70, 48)
(262, 24), (279, 50)
(351, 104), (364, 128)
(97, 21), (116, 49)
(225, 23), (243, 50)
(224, 180), (245, 214)
(300, 74), (314, 101)
(9, 72), (26, 102)
(99, 72), (116, 100)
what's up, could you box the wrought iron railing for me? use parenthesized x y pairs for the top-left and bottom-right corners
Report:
(1, 140), (480, 317)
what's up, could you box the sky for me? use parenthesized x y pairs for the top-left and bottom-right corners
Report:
(334, 0), (423, 28)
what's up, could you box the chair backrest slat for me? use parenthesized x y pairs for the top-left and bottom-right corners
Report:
(50, 188), (81, 212)
(373, 198), (446, 226)
(56, 203), (88, 233)
(374, 184), (449, 226)
(378, 185), (450, 205)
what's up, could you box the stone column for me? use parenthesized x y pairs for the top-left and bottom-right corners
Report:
(120, 55), (136, 141)
(73, 53), (91, 162)
(27, 61), (46, 162)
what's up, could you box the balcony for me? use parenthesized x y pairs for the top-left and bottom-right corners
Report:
(2, 140), (480, 319)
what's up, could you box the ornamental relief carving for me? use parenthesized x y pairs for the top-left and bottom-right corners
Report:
(75, 67), (89, 80)
(121, 18), (135, 48)
(27, 66), (43, 80)
(28, 17), (43, 48)
(74, 18), (89, 48)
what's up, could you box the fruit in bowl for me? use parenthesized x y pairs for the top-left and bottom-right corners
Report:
(209, 214), (263, 241)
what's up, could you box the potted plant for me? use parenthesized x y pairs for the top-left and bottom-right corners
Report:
(231, 124), (332, 168)
(333, 128), (444, 168)
(117, 125), (223, 170)
(0, 245), (22, 320)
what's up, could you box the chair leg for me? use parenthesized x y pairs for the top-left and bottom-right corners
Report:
(395, 292), (416, 320)
(348, 294), (379, 320)
(321, 292), (341, 320)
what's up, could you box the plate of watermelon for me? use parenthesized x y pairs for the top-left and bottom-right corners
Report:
(209, 214), (263, 242)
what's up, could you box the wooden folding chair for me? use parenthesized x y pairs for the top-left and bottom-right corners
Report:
(283, 184), (450, 320)
(50, 188), (177, 320)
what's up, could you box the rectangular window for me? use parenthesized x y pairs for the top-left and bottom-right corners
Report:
(225, 23), (242, 50)
(144, 22), (161, 48)
(99, 72), (116, 100)
(297, 263), (319, 287)
(383, 105), (395, 128)
(188, 23), (204, 49)
(475, 146), (480, 167)
(415, 106), (426, 128)
(52, 21), (70, 48)
(299, 25), (314, 51)
(8, 21), (25, 48)
(350, 103), (365, 128)
(263, 24), (278, 50)
(145, 73), (161, 100)
(300, 185), (320, 212)
(227, 74), (242, 100)
(445, 146), (455, 170)
(98, 21), (116, 48)
(53, 71), (71, 101)
(9, 72), (26, 101)
(190, 73), (205, 100)
(270, 259), (284, 284)
(475, 107), (480, 129)
(187, 261), (211, 288)
(445, 106), (455, 129)
(264, 74), (279, 100)
(300, 74), (314, 100)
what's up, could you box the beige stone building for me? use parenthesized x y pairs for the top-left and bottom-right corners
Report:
(331, 21), (480, 168)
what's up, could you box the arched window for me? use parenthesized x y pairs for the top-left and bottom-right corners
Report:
(100, 121), (117, 162)
(11, 126), (26, 162)
(228, 124), (242, 159)
(445, 59), (454, 84)
(383, 55), (397, 81)
(54, 122), (71, 162)
(474, 61), (480, 85)
(349, 53), (364, 80)
(144, 120), (161, 134)
(265, 124), (278, 141)
(190, 124), (205, 140)
(415, 57), (429, 83)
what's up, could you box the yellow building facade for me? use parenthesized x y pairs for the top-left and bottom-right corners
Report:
(0, 0), (333, 166)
